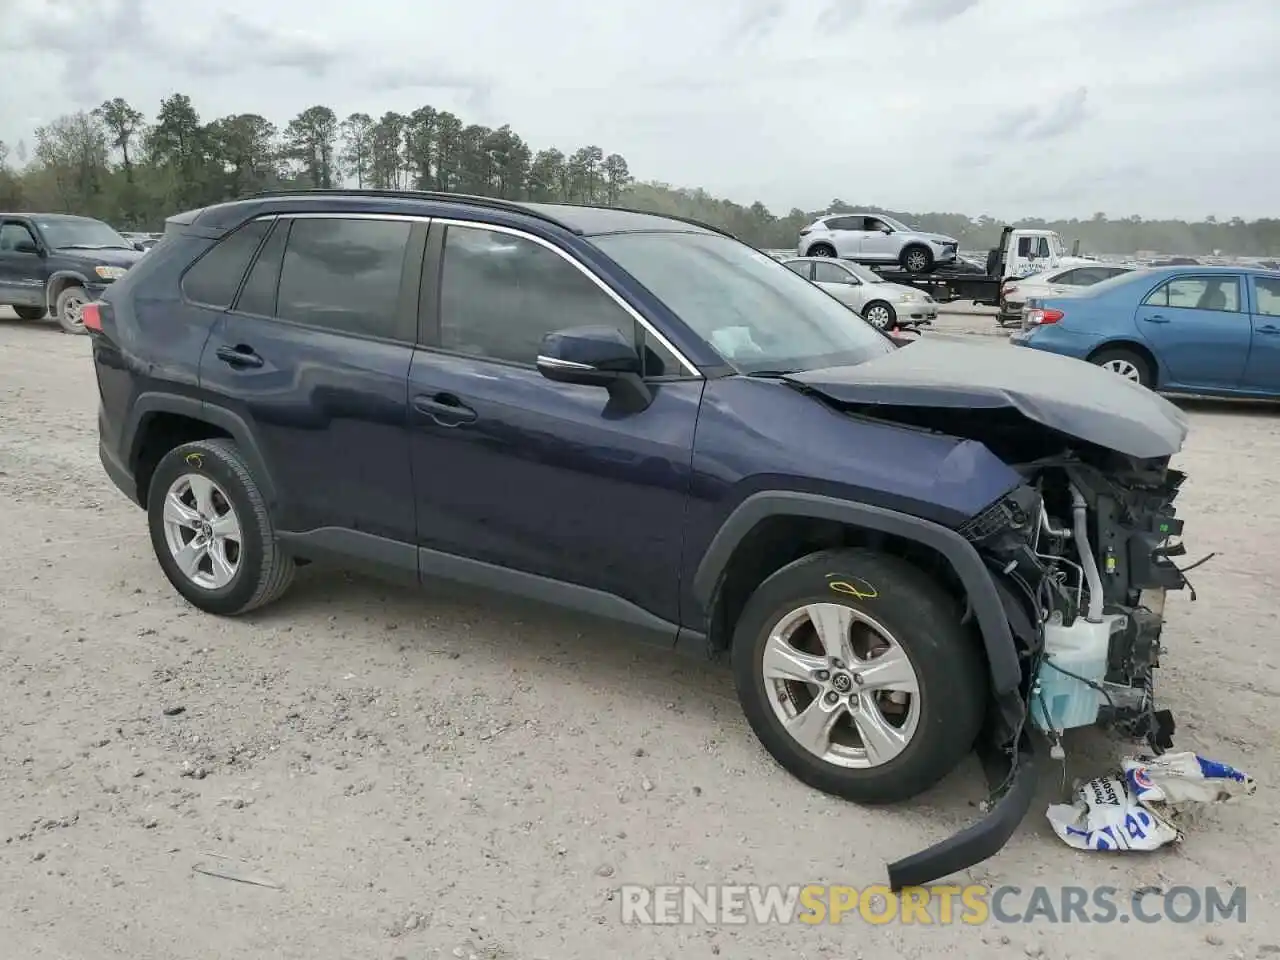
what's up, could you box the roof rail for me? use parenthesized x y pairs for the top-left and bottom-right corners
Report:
(241, 188), (582, 234)
(532, 198), (734, 239)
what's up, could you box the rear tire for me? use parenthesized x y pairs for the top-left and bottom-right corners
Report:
(147, 438), (295, 616)
(900, 245), (933, 274)
(731, 548), (987, 805)
(1089, 347), (1154, 388)
(13, 306), (45, 321)
(55, 286), (89, 335)
(807, 243), (836, 257)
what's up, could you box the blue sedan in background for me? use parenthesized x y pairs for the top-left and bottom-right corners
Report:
(1010, 265), (1280, 397)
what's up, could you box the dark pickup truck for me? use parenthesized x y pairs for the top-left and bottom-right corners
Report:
(0, 213), (146, 333)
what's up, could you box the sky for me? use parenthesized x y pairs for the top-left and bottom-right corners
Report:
(1, 0), (1277, 221)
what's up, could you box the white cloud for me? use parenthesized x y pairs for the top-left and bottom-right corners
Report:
(0, 0), (1275, 220)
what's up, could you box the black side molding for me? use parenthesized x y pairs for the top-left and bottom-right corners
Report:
(886, 733), (1037, 890)
(691, 491), (1022, 695)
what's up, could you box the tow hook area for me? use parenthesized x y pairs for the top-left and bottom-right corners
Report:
(886, 732), (1038, 890)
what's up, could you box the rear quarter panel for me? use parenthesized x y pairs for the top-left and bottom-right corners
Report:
(94, 236), (223, 465)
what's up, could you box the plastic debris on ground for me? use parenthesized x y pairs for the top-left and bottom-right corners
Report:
(1046, 752), (1256, 852)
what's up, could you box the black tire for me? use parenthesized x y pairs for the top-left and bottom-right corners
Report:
(731, 548), (986, 805)
(900, 245), (933, 274)
(13, 306), (45, 321)
(862, 301), (897, 330)
(807, 243), (836, 257)
(146, 438), (295, 615)
(55, 286), (89, 335)
(1089, 346), (1154, 389)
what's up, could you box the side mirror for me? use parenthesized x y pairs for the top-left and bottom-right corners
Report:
(133, 241), (146, 252)
(879, 225), (892, 234)
(536, 325), (652, 411)
(14, 239), (42, 255)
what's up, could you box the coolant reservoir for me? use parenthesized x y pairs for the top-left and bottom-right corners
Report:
(1031, 613), (1127, 732)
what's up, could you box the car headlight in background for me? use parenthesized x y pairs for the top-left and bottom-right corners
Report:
(94, 265), (128, 280)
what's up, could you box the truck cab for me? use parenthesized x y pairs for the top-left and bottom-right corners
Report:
(1003, 228), (1092, 280)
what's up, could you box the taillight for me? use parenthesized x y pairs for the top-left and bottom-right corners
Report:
(1026, 307), (1064, 326)
(1002, 284), (1017, 297)
(82, 302), (102, 332)
(799, 226), (812, 235)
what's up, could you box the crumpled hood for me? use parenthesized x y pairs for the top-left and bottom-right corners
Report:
(785, 338), (1189, 459)
(54, 246), (143, 268)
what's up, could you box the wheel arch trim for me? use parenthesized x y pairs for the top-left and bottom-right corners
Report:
(692, 491), (1022, 694)
(124, 393), (277, 504)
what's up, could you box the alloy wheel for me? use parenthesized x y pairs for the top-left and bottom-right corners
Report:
(161, 473), (243, 590)
(762, 602), (921, 769)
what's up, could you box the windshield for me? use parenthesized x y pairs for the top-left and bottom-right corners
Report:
(594, 232), (894, 375)
(34, 217), (132, 250)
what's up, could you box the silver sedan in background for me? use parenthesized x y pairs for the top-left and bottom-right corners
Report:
(782, 256), (937, 329)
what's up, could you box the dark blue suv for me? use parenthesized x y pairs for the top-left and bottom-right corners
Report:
(90, 190), (1196, 885)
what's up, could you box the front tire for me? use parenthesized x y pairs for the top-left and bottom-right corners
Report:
(862, 301), (897, 330)
(55, 286), (89, 335)
(1089, 347), (1154, 388)
(13, 306), (45, 321)
(900, 246), (933, 274)
(147, 438), (295, 615)
(732, 548), (986, 804)
(807, 243), (836, 257)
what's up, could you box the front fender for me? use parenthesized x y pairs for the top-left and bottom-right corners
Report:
(45, 269), (93, 308)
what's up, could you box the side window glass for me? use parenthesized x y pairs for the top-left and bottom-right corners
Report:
(1036, 238), (1051, 258)
(1255, 277), (1280, 318)
(235, 220), (290, 317)
(181, 218), (270, 308)
(1142, 282), (1170, 307)
(1052, 270), (1080, 285)
(826, 217), (857, 232)
(1166, 277), (1240, 312)
(438, 224), (639, 367)
(813, 262), (854, 284)
(0, 222), (37, 251)
(1017, 237), (1032, 257)
(276, 218), (411, 339)
(784, 261), (811, 278)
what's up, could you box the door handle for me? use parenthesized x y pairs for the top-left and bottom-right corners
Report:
(1143, 314), (1169, 324)
(215, 344), (264, 368)
(1258, 324), (1280, 336)
(413, 393), (477, 426)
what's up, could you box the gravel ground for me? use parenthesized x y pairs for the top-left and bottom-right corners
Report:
(1, 306), (1277, 959)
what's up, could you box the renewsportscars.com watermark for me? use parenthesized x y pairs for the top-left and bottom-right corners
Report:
(620, 884), (1247, 926)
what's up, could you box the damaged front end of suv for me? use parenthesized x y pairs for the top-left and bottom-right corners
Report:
(786, 339), (1197, 888)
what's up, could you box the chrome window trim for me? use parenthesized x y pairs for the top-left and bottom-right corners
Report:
(433, 216), (702, 378)
(536, 355), (594, 370)
(240, 211), (701, 376)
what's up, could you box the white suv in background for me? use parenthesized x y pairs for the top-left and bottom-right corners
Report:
(796, 213), (959, 274)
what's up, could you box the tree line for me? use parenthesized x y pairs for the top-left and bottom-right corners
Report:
(1, 95), (1277, 258)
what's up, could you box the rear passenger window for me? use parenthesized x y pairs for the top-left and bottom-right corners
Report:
(438, 224), (640, 367)
(181, 219), (270, 307)
(235, 219), (289, 317)
(275, 218), (412, 339)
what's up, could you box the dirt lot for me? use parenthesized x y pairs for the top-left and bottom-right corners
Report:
(2, 307), (1277, 959)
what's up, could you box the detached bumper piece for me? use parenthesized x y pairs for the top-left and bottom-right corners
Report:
(886, 733), (1037, 891)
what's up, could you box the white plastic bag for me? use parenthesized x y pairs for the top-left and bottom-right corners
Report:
(1046, 753), (1254, 852)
